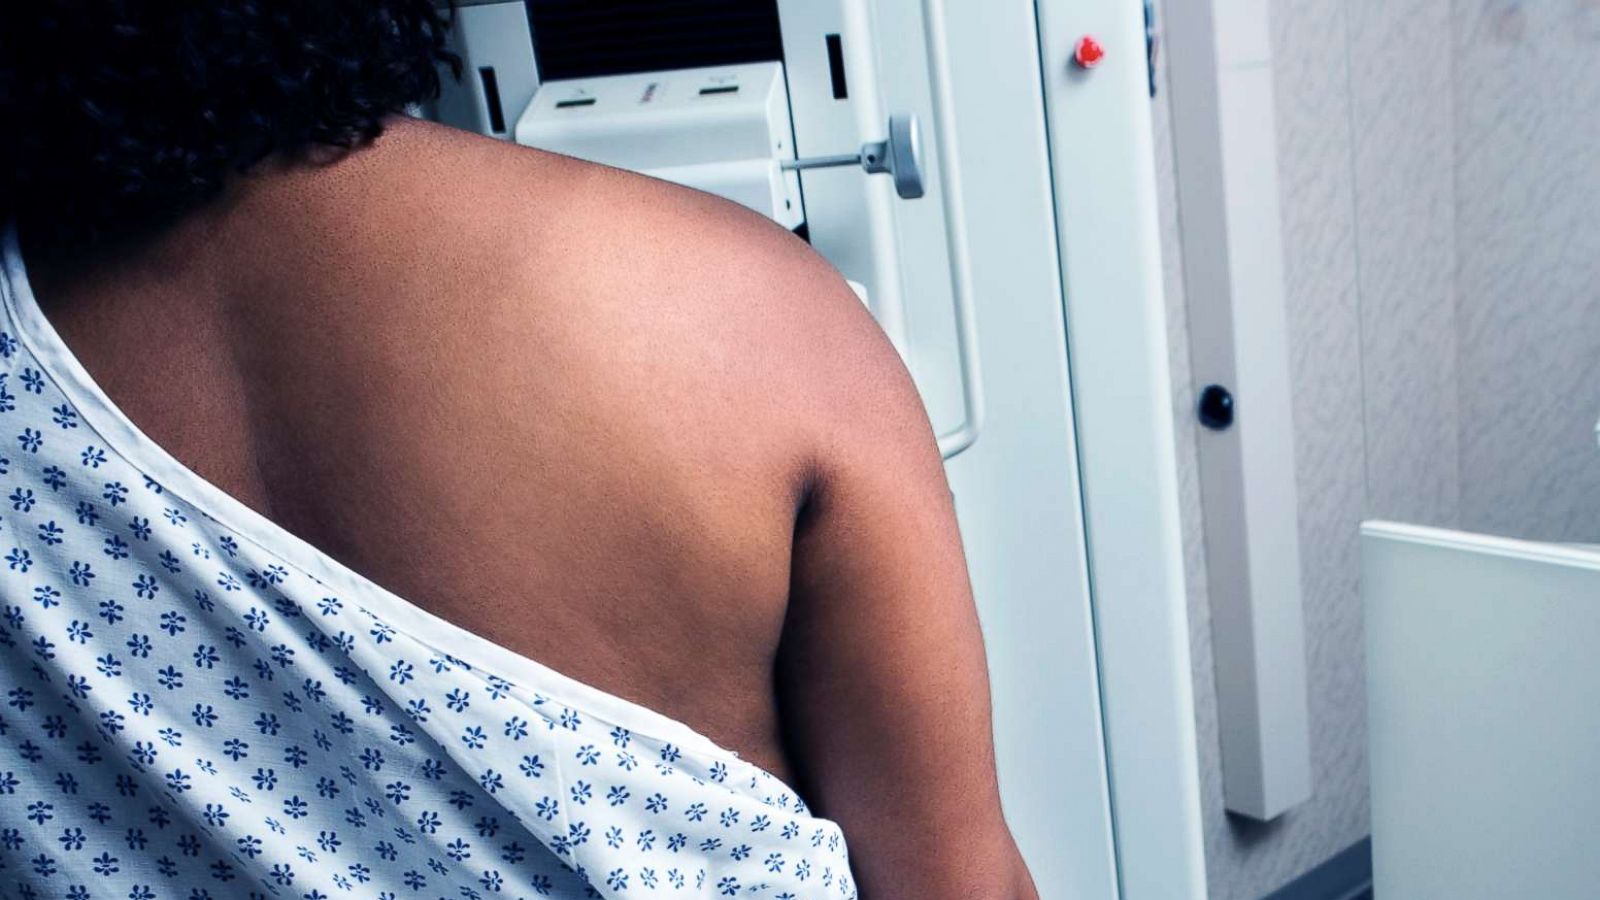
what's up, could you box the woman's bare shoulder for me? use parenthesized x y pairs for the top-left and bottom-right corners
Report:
(356, 119), (893, 471)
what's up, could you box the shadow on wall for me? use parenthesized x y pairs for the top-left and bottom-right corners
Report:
(1257, 836), (1372, 900)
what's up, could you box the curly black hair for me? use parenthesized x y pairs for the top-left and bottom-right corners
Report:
(0, 2), (460, 248)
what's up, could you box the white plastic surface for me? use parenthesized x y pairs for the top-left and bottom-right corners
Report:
(1034, 0), (1208, 894)
(514, 63), (804, 230)
(906, 1), (1120, 893)
(1163, 0), (1313, 821)
(852, 4), (1129, 893)
(909, 0), (983, 460)
(432, 1), (540, 139)
(1364, 522), (1600, 899)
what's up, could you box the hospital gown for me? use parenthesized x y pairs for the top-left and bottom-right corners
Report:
(0, 225), (858, 900)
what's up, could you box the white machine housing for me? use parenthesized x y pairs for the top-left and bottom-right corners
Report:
(432, 0), (925, 368)
(515, 63), (804, 230)
(429, 2), (539, 140)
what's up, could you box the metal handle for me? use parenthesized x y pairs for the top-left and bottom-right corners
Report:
(782, 112), (926, 200)
(919, 0), (985, 459)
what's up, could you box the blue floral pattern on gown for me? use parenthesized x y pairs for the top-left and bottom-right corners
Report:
(0, 226), (857, 900)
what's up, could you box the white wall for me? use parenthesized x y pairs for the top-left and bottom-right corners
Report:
(1151, 3), (1372, 893)
(1454, 0), (1600, 542)
(1152, 0), (1600, 896)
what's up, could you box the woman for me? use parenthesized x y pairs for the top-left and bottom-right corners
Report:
(0, 4), (1037, 898)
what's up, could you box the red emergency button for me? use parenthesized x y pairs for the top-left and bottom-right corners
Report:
(1074, 35), (1106, 69)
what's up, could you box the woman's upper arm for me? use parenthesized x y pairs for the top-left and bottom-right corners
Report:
(772, 270), (1038, 900)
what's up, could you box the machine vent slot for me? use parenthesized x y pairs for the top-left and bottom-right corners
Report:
(478, 67), (507, 134)
(825, 34), (848, 99)
(526, 0), (783, 80)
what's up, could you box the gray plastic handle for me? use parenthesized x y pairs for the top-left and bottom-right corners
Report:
(783, 113), (926, 200)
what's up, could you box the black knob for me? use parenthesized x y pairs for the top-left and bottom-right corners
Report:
(1198, 384), (1235, 431)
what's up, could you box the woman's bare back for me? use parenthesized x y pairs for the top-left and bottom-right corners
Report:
(26, 117), (1037, 899)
